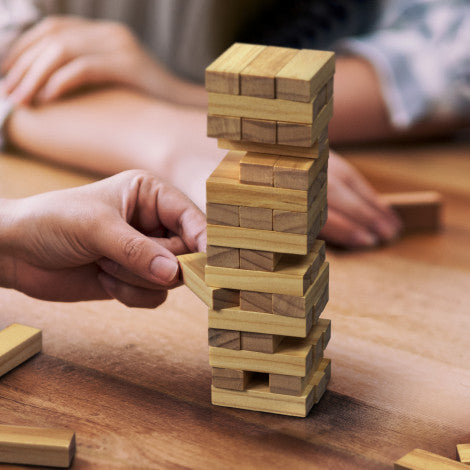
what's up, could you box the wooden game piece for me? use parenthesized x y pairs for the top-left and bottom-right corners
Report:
(457, 444), (470, 464)
(209, 305), (312, 337)
(240, 291), (273, 313)
(275, 49), (335, 102)
(240, 46), (297, 99)
(211, 358), (331, 417)
(239, 153), (278, 186)
(206, 240), (325, 296)
(240, 332), (283, 354)
(177, 252), (239, 310)
(241, 118), (277, 143)
(239, 249), (282, 272)
(381, 191), (442, 233)
(207, 115), (241, 140)
(205, 43), (265, 94)
(0, 424), (75, 468)
(212, 368), (252, 391)
(206, 202), (239, 227)
(208, 328), (241, 350)
(239, 206), (273, 230)
(394, 448), (468, 469)
(206, 245), (240, 269)
(273, 202), (326, 234)
(0, 324), (42, 378)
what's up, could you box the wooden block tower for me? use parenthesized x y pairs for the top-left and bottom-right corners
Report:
(179, 43), (334, 417)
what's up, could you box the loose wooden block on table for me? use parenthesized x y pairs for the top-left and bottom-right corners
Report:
(240, 291), (272, 313)
(0, 424), (75, 468)
(206, 245), (239, 269)
(0, 323), (42, 378)
(206, 202), (239, 227)
(394, 448), (468, 469)
(205, 43), (265, 94)
(240, 332), (283, 354)
(275, 49), (335, 102)
(457, 444), (470, 464)
(207, 115), (241, 140)
(212, 368), (252, 391)
(241, 118), (277, 143)
(239, 249), (281, 272)
(208, 328), (240, 350)
(206, 240), (325, 296)
(177, 253), (239, 310)
(239, 205), (273, 230)
(239, 153), (278, 186)
(211, 358), (331, 417)
(239, 46), (297, 98)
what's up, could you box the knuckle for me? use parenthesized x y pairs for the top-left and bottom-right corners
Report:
(121, 236), (147, 263)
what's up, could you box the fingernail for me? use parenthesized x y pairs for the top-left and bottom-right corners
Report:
(352, 231), (379, 247)
(150, 256), (178, 284)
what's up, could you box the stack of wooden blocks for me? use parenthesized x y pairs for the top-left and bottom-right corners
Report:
(179, 43), (335, 417)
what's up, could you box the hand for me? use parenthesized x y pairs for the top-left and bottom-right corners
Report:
(1, 16), (173, 105)
(320, 150), (402, 248)
(0, 170), (206, 308)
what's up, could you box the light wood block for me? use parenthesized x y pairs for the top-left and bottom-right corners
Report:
(241, 332), (283, 354)
(240, 249), (282, 272)
(210, 323), (325, 376)
(208, 306), (312, 337)
(240, 291), (272, 313)
(206, 240), (325, 295)
(457, 444), (470, 464)
(275, 49), (335, 102)
(242, 118), (277, 144)
(239, 206), (273, 230)
(211, 358), (331, 417)
(206, 202), (239, 227)
(207, 245), (239, 269)
(207, 115), (241, 140)
(212, 368), (252, 391)
(208, 328), (240, 350)
(0, 424), (75, 468)
(273, 203), (325, 235)
(381, 191), (443, 234)
(0, 324), (42, 378)
(239, 153), (278, 186)
(394, 448), (468, 469)
(177, 252), (239, 310)
(273, 262), (329, 318)
(240, 46), (297, 99)
(207, 151), (311, 212)
(208, 92), (317, 125)
(205, 43), (265, 94)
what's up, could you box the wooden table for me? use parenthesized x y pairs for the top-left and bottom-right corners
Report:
(1, 140), (469, 469)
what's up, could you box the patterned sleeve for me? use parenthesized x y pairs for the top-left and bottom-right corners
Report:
(336, 0), (470, 129)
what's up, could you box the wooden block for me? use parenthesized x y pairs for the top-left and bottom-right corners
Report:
(240, 249), (281, 272)
(241, 332), (283, 354)
(206, 240), (325, 296)
(209, 306), (312, 337)
(0, 324), (42, 378)
(207, 115), (241, 140)
(273, 262), (329, 318)
(206, 202), (239, 227)
(211, 357), (331, 417)
(207, 151), (310, 212)
(239, 206), (273, 230)
(242, 118), (276, 143)
(240, 291), (272, 313)
(273, 203), (326, 235)
(239, 153), (278, 186)
(395, 448), (468, 469)
(277, 97), (334, 147)
(208, 92), (317, 124)
(212, 368), (252, 391)
(210, 323), (324, 376)
(0, 424), (75, 468)
(457, 444), (470, 464)
(240, 46), (298, 98)
(205, 43), (265, 94)
(207, 245), (239, 268)
(275, 49), (335, 102)
(381, 191), (443, 233)
(208, 328), (240, 350)
(177, 252), (239, 310)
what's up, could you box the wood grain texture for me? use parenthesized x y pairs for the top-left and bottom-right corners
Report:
(240, 332), (283, 354)
(0, 324), (42, 378)
(241, 118), (277, 144)
(275, 49), (335, 102)
(212, 368), (252, 391)
(205, 43), (265, 94)
(239, 153), (278, 186)
(207, 115), (241, 140)
(206, 202), (239, 227)
(239, 206), (273, 230)
(394, 448), (468, 469)
(206, 245), (240, 269)
(239, 249), (281, 272)
(273, 205), (325, 235)
(457, 444), (470, 464)
(208, 329), (240, 350)
(0, 424), (75, 468)
(240, 291), (272, 313)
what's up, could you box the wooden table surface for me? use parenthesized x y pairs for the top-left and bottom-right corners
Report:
(1, 140), (469, 469)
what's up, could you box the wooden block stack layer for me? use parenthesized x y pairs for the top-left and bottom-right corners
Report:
(180, 43), (335, 417)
